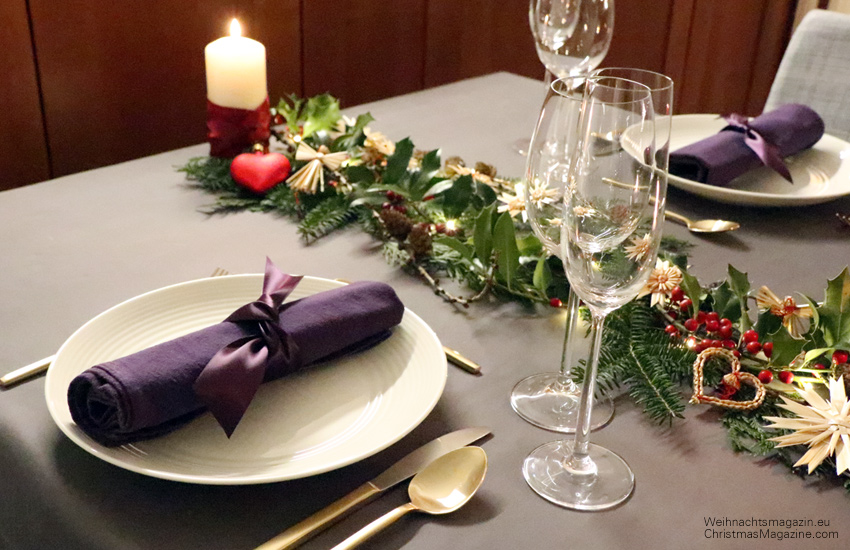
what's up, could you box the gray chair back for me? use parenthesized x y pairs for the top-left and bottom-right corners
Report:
(765, 9), (850, 141)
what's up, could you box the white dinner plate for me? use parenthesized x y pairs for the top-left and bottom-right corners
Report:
(622, 114), (850, 206)
(45, 275), (446, 485)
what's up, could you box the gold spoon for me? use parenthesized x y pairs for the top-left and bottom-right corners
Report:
(664, 209), (740, 234)
(330, 447), (488, 550)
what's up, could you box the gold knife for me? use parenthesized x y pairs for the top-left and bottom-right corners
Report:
(0, 354), (54, 388)
(253, 427), (491, 550)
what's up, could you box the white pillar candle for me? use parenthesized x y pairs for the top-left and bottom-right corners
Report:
(204, 19), (267, 110)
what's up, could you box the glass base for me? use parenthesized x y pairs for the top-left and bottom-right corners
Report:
(523, 440), (634, 511)
(510, 372), (614, 433)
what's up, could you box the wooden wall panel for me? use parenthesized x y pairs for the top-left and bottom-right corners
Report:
(665, 0), (795, 116)
(303, 0), (426, 107)
(424, 0), (541, 88)
(604, 0), (675, 73)
(0, 0), (50, 190)
(29, 0), (301, 177)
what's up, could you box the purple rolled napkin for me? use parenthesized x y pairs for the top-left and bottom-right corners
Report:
(669, 104), (825, 186)
(68, 263), (404, 446)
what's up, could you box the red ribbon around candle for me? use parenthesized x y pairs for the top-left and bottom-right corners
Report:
(206, 97), (271, 158)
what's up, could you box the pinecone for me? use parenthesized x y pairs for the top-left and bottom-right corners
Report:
(407, 223), (433, 258)
(379, 208), (413, 240)
(474, 162), (497, 178)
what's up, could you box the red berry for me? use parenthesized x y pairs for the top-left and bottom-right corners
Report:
(762, 342), (773, 358)
(722, 339), (736, 349)
(706, 320), (720, 332)
(665, 326), (680, 338)
(667, 311), (678, 320)
(381, 202), (392, 210)
(814, 363), (828, 370)
(710, 339), (722, 349)
(671, 287), (685, 302)
(696, 311), (707, 324)
(694, 340), (708, 353)
(720, 317), (732, 327)
(719, 325), (733, 339)
(707, 312), (719, 322)
(778, 371), (794, 384)
(732, 350), (741, 358)
(746, 341), (762, 354)
(678, 299), (692, 311)
(833, 350), (849, 365)
(391, 205), (408, 213)
(743, 330), (759, 343)
(684, 318), (699, 332)
(549, 298), (562, 308)
(758, 370), (773, 384)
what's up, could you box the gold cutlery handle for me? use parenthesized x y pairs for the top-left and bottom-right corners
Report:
(254, 482), (381, 550)
(663, 209), (691, 227)
(330, 502), (417, 550)
(0, 354), (55, 388)
(443, 346), (482, 375)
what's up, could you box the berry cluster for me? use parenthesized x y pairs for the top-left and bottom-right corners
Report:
(382, 191), (407, 213)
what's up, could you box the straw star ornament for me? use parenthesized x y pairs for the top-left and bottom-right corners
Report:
(764, 376), (850, 475)
(287, 143), (349, 194)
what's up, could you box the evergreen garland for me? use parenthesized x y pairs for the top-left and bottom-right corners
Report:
(179, 93), (850, 494)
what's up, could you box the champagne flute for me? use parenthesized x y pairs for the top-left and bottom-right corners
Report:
(510, 77), (614, 433)
(523, 75), (665, 510)
(513, 0), (614, 156)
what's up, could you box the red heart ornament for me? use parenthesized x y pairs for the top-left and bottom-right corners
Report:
(230, 151), (291, 194)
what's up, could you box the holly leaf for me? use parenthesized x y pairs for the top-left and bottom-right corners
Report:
(385, 138), (414, 184)
(473, 204), (495, 264)
(409, 149), (442, 200)
(533, 255), (552, 295)
(679, 270), (702, 318)
(709, 281), (740, 322)
(768, 326), (806, 367)
(493, 212), (520, 288)
(727, 265), (752, 331)
(818, 267), (850, 348)
(301, 94), (342, 137)
(333, 113), (373, 151)
(440, 175), (473, 218)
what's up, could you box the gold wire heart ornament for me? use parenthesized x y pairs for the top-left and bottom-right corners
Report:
(689, 347), (766, 410)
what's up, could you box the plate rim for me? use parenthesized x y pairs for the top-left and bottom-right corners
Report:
(45, 274), (447, 485)
(664, 113), (850, 206)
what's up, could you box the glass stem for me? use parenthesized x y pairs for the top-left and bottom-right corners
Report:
(552, 289), (580, 393)
(565, 309), (606, 476)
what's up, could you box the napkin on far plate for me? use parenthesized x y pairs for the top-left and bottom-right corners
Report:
(67, 273), (404, 447)
(669, 104), (825, 187)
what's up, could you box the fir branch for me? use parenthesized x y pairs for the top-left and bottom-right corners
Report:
(179, 156), (238, 193)
(297, 195), (358, 242)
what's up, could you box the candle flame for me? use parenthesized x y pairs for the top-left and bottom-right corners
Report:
(229, 19), (242, 37)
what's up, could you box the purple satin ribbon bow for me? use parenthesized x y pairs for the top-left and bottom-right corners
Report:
(722, 113), (793, 183)
(194, 258), (303, 437)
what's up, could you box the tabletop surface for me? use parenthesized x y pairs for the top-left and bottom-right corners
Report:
(2, 72), (850, 550)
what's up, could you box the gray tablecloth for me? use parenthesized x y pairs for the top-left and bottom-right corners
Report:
(2, 72), (850, 550)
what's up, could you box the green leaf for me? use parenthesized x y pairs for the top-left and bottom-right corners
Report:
(533, 255), (552, 294)
(344, 164), (375, 185)
(275, 94), (304, 129)
(768, 327), (806, 367)
(818, 267), (850, 347)
(473, 204), (495, 263)
(727, 265), (752, 331)
(709, 281), (740, 322)
(493, 212), (520, 288)
(385, 138), (414, 183)
(754, 309), (782, 338)
(421, 179), (454, 198)
(516, 233), (543, 256)
(410, 149), (443, 200)
(433, 235), (473, 261)
(804, 348), (831, 363)
(333, 113), (374, 151)
(471, 180), (498, 209)
(440, 175), (473, 218)
(301, 94), (341, 137)
(679, 270), (702, 318)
